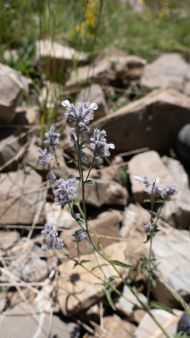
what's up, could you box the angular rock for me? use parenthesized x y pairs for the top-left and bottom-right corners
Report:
(8, 252), (48, 282)
(0, 167), (46, 224)
(177, 123), (190, 166)
(62, 209), (123, 257)
(0, 303), (79, 338)
(162, 156), (189, 190)
(76, 84), (108, 120)
(161, 156), (190, 229)
(116, 285), (147, 322)
(151, 227), (190, 306)
(66, 51), (146, 88)
(0, 231), (20, 251)
(0, 63), (30, 123)
(45, 203), (75, 229)
(15, 105), (40, 125)
(94, 89), (190, 152)
(134, 309), (182, 338)
(0, 135), (21, 167)
(58, 242), (127, 315)
(82, 179), (128, 207)
(90, 315), (136, 338)
(128, 150), (174, 202)
(141, 53), (190, 92)
(35, 39), (87, 78)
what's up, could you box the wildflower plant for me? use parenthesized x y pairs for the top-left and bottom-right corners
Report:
(40, 100), (181, 338)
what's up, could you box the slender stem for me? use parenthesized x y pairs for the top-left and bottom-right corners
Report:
(85, 152), (96, 182)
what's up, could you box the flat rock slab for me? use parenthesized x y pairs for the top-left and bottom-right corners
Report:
(95, 89), (190, 152)
(58, 242), (127, 315)
(128, 150), (174, 202)
(0, 231), (20, 251)
(0, 303), (79, 338)
(141, 53), (190, 93)
(134, 309), (182, 338)
(152, 227), (190, 306)
(0, 167), (46, 224)
(0, 63), (30, 123)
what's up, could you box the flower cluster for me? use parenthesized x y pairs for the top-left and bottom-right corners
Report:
(41, 222), (64, 249)
(144, 221), (155, 232)
(62, 100), (98, 133)
(38, 148), (53, 166)
(135, 176), (177, 200)
(44, 126), (60, 147)
(90, 128), (115, 157)
(73, 229), (88, 242)
(47, 170), (57, 185)
(54, 178), (76, 208)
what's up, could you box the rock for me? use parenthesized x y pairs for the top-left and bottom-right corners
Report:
(0, 231), (20, 251)
(134, 309), (182, 338)
(116, 285), (147, 322)
(151, 227), (190, 306)
(14, 105), (40, 125)
(160, 156), (190, 229)
(128, 150), (174, 202)
(162, 156), (189, 190)
(35, 39), (87, 79)
(57, 242), (127, 315)
(141, 53), (190, 92)
(0, 293), (6, 313)
(0, 63), (30, 123)
(0, 135), (21, 167)
(82, 179), (128, 207)
(94, 89), (190, 152)
(66, 50), (146, 88)
(177, 123), (190, 166)
(90, 315), (136, 338)
(0, 167), (46, 224)
(76, 84), (108, 120)
(0, 303), (79, 338)
(62, 209), (123, 257)
(45, 203), (75, 229)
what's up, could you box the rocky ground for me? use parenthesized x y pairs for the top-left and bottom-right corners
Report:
(0, 40), (190, 338)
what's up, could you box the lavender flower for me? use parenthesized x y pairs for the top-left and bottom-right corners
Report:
(135, 176), (177, 200)
(90, 128), (115, 157)
(38, 148), (53, 166)
(73, 229), (88, 242)
(54, 178), (76, 208)
(47, 170), (57, 185)
(44, 127), (60, 147)
(41, 222), (64, 249)
(144, 222), (155, 232)
(62, 100), (98, 133)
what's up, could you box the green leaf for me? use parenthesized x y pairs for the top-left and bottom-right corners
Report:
(150, 301), (174, 314)
(85, 179), (93, 184)
(73, 259), (90, 267)
(105, 288), (116, 310)
(110, 260), (134, 269)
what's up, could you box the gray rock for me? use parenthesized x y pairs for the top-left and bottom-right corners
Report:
(0, 167), (46, 224)
(0, 135), (21, 167)
(0, 303), (79, 338)
(152, 227), (190, 306)
(177, 311), (190, 336)
(35, 39), (88, 79)
(141, 53), (190, 92)
(162, 156), (189, 190)
(81, 179), (128, 207)
(94, 89), (190, 152)
(0, 63), (30, 123)
(177, 123), (190, 166)
(76, 84), (108, 120)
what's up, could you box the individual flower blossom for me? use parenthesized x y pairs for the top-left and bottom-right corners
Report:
(90, 128), (115, 157)
(135, 176), (177, 199)
(62, 100), (98, 132)
(47, 170), (57, 185)
(38, 148), (53, 166)
(41, 222), (64, 249)
(54, 178), (76, 208)
(144, 222), (155, 232)
(73, 229), (88, 242)
(44, 126), (60, 147)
